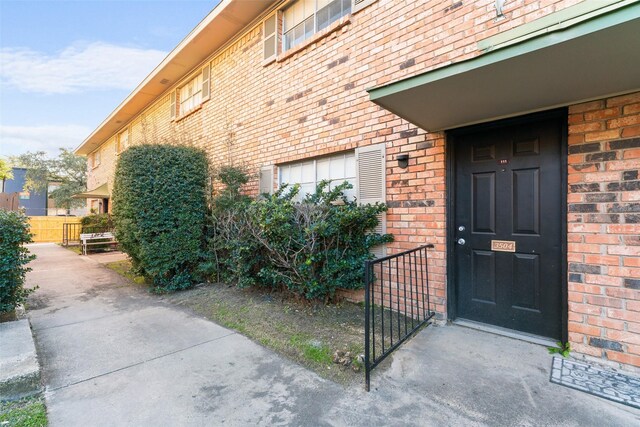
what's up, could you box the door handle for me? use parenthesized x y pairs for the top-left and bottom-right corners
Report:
(457, 238), (466, 246)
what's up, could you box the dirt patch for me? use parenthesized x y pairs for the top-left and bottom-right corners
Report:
(106, 260), (366, 386)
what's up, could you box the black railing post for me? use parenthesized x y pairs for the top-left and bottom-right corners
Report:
(364, 244), (435, 391)
(364, 259), (371, 392)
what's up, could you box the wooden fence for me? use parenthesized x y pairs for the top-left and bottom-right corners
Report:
(0, 192), (19, 211)
(28, 217), (82, 243)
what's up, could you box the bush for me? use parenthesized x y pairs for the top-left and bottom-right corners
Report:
(202, 165), (264, 288)
(0, 210), (36, 312)
(80, 213), (113, 233)
(206, 166), (393, 300)
(250, 182), (392, 299)
(112, 145), (208, 292)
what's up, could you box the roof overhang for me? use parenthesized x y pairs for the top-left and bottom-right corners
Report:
(72, 183), (110, 199)
(75, 0), (277, 156)
(368, 0), (640, 132)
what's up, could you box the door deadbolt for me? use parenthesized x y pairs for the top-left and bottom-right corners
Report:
(458, 226), (465, 232)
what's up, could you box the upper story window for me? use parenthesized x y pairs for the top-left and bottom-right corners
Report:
(116, 128), (129, 154)
(92, 149), (101, 168)
(180, 73), (203, 114)
(283, 0), (351, 51)
(170, 65), (210, 120)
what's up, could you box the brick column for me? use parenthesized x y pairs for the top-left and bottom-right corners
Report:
(567, 92), (640, 368)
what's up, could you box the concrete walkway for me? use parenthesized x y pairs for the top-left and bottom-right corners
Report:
(26, 244), (639, 426)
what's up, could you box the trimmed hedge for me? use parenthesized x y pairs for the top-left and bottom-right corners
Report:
(0, 209), (36, 312)
(112, 145), (208, 292)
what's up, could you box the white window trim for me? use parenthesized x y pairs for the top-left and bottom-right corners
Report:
(281, 0), (352, 52)
(172, 65), (211, 120)
(278, 151), (357, 201)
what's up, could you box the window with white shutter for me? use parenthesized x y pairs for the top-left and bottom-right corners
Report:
(116, 128), (130, 154)
(356, 143), (386, 258)
(175, 66), (210, 118)
(179, 72), (203, 115)
(263, 14), (277, 61)
(259, 165), (275, 196)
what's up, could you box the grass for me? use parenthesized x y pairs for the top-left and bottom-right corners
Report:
(106, 259), (366, 385)
(105, 260), (147, 285)
(0, 396), (47, 427)
(57, 244), (81, 255)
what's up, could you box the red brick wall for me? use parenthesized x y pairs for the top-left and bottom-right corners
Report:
(92, 1), (640, 351)
(567, 92), (640, 368)
(163, 0), (583, 319)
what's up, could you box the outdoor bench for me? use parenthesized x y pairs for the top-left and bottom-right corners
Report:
(80, 232), (117, 255)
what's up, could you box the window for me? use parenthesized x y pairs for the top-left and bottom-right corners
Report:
(279, 151), (356, 201)
(282, 0), (351, 51)
(117, 128), (129, 154)
(179, 73), (202, 114)
(172, 65), (210, 119)
(279, 144), (387, 256)
(92, 150), (101, 168)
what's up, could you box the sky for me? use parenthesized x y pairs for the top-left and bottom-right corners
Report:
(0, 0), (220, 159)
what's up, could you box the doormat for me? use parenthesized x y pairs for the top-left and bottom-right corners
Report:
(550, 357), (640, 409)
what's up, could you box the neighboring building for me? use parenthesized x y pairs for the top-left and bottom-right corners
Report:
(47, 182), (88, 217)
(3, 168), (48, 216)
(76, 0), (640, 370)
(2, 168), (87, 216)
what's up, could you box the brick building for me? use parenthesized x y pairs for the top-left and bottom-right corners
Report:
(75, 0), (640, 370)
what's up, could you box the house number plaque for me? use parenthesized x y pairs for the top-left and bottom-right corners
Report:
(491, 240), (516, 252)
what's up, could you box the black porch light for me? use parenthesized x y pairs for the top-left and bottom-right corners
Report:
(396, 154), (409, 169)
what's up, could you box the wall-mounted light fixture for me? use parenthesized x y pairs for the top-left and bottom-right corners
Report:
(397, 154), (409, 169)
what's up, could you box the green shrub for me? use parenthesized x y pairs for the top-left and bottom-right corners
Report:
(80, 213), (113, 233)
(112, 145), (208, 292)
(202, 165), (264, 288)
(206, 166), (393, 300)
(0, 210), (36, 312)
(250, 182), (392, 299)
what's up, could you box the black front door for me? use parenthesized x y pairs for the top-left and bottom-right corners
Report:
(452, 114), (564, 339)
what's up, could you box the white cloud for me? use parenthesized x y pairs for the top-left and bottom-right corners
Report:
(0, 124), (92, 157)
(0, 42), (167, 94)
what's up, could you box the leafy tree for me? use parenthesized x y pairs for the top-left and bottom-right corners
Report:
(11, 149), (87, 211)
(0, 158), (13, 193)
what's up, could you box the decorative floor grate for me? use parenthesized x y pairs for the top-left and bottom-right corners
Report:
(550, 357), (640, 409)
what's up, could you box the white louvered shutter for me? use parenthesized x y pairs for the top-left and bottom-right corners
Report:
(356, 143), (386, 258)
(263, 14), (277, 61)
(259, 165), (274, 196)
(201, 64), (210, 100)
(170, 91), (176, 119)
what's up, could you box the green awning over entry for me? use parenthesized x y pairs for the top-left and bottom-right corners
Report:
(72, 183), (109, 199)
(368, 1), (640, 131)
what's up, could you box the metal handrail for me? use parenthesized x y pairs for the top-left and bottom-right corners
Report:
(364, 244), (435, 391)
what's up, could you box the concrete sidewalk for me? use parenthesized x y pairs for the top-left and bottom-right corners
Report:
(0, 318), (41, 401)
(26, 244), (639, 426)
